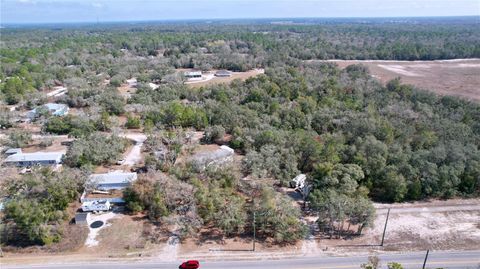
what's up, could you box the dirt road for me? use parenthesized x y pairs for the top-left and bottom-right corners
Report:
(119, 133), (147, 167)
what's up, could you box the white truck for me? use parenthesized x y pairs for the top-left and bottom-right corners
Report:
(81, 200), (111, 212)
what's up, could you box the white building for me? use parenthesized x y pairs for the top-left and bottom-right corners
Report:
(184, 71), (202, 78)
(126, 78), (137, 88)
(3, 151), (64, 167)
(88, 171), (138, 191)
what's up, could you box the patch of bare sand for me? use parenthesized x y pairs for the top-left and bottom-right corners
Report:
(187, 69), (265, 88)
(377, 65), (423, 77)
(312, 59), (480, 102)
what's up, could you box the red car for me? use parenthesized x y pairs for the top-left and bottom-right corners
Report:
(179, 260), (200, 269)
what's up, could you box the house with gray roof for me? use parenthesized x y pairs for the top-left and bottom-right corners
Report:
(87, 171), (138, 191)
(3, 151), (64, 167)
(215, 70), (232, 77)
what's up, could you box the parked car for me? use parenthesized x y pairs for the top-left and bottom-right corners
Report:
(116, 159), (125, 165)
(179, 260), (200, 269)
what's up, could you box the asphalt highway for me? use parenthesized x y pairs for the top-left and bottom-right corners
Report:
(3, 250), (479, 269)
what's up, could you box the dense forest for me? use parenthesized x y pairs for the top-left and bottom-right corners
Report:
(1, 19), (480, 104)
(1, 18), (479, 246)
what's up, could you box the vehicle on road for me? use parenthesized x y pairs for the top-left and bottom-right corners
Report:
(179, 260), (200, 269)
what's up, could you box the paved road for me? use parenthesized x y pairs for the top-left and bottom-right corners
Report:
(3, 251), (479, 269)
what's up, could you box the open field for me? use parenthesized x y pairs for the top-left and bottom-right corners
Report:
(317, 59), (480, 102)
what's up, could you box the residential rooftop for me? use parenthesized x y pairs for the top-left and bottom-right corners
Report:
(88, 171), (138, 185)
(4, 151), (64, 163)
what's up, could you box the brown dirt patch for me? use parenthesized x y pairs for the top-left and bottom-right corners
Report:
(92, 214), (150, 253)
(319, 59), (480, 102)
(185, 69), (265, 88)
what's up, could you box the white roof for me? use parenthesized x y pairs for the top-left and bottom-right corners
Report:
(184, 71), (202, 75)
(88, 171), (138, 185)
(28, 103), (68, 117)
(4, 152), (64, 163)
(5, 148), (22, 154)
(148, 83), (159, 90)
(44, 103), (68, 111)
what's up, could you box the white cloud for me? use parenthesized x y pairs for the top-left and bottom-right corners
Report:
(17, 0), (38, 4)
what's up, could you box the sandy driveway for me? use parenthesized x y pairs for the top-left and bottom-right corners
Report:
(120, 133), (147, 167)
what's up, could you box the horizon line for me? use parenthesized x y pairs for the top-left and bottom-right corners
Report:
(2, 15), (479, 27)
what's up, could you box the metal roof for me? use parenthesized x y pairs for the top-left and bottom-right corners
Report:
(184, 71), (202, 75)
(4, 152), (64, 163)
(5, 148), (22, 154)
(28, 103), (69, 118)
(88, 171), (138, 185)
(215, 70), (231, 75)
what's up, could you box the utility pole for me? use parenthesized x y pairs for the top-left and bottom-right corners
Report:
(422, 249), (430, 269)
(380, 208), (390, 246)
(252, 211), (256, 251)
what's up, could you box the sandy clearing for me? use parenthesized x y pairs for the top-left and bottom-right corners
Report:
(186, 69), (265, 88)
(321, 58), (480, 64)
(377, 65), (422, 77)
(357, 199), (480, 251)
(158, 235), (180, 261)
(456, 63), (480, 68)
(85, 212), (120, 247)
(119, 132), (147, 167)
(312, 59), (480, 102)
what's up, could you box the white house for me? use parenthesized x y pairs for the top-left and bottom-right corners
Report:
(3, 151), (64, 167)
(88, 171), (138, 191)
(184, 71), (202, 78)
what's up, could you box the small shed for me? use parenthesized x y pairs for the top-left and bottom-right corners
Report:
(215, 70), (232, 77)
(75, 212), (89, 225)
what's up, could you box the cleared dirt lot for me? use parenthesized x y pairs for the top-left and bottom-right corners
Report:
(184, 69), (265, 88)
(320, 59), (480, 102)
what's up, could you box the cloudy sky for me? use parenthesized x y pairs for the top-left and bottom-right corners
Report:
(1, 0), (479, 24)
